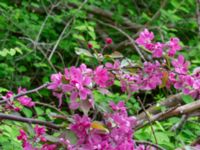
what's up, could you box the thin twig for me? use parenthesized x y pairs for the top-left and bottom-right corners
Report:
(135, 140), (166, 150)
(0, 83), (49, 104)
(196, 0), (200, 36)
(0, 113), (60, 130)
(95, 19), (147, 61)
(136, 105), (179, 130)
(34, 2), (60, 48)
(137, 96), (158, 144)
(145, 0), (168, 26)
(170, 114), (188, 132)
(48, 0), (88, 61)
(35, 101), (66, 116)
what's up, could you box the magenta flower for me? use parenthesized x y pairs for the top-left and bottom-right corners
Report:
(17, 129), (29, 148)
(69, 114), (91, 141)
(168, 37), (181, 57)
(34, 125), (46, 137)
(41, 144), (57, 150)
(94, 66), (109, 88)
(109, 101), (126, 113)
(47, 72), (63, 90)
(17, 87), (35, 107)
(138, 61), (163, 90)
(17, 129), (27, 141)
(172, 55), (189, 74)
(135, 28), (154, 50)
(23, 142), (37, 150)
(152, 42), (163, 58)
(34, 125), (46, 142)
(193, 79), (200, 90)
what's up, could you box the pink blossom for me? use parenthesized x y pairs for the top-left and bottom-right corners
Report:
(41, 144), (57, 150)
(109, 101), (126, 113)
(69, 114), (91, 142)
(34, 125), (46, 137)
(94, 66), (110, 88)
(135, 28), (154, 50)
(34, 125), (46, 142)
(48, 64), (93, 109)
(23, 142), (37, 150)
(47, 72), (63, 90)
(17, 129), (27, 142)
(138, 61), (163, 90)
(17, 87), (35, 107)
(17, 129), (28, 148)
(152, 42), (163, 58)
(168, 37), (181, 57)
(2, 91), (20, 111)
(172, 55), (189, 74)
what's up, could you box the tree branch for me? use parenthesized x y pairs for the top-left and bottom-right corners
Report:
(0, 113), (60, 130)
(95, 19), (147, 61)
(48, 0), (88, 61)
(0, 83), (50, 104)
(137, 90), (199, 121)
(136, 100), (200, 129)
(135, 140), (166, 150)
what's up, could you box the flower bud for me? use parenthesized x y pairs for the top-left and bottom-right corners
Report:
(88, 43), (93, 49)
(105, 38), (113, 44)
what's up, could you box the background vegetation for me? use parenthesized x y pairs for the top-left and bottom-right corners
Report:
(0, 0), (200, 149)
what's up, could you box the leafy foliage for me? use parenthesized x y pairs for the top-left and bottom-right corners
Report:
(0, 0), (200, 150)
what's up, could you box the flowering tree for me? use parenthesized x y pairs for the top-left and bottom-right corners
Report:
(0, 29), (200, 150)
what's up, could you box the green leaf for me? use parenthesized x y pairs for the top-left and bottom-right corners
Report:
(34, 107), (44, 115)
(75, 48), (93, 57)
(182, 95), (194, 104)
(0, 49), (8, 57)
(0, 87), (8, 92)
(22, 107), (33, 118)
(9, 48), (16, 56)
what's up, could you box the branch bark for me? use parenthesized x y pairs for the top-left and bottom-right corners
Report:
(0, 113), (60, 130)
(0, 83), (50, 104)
(136, 99), (200, 129)
(137, 90), (199, 120)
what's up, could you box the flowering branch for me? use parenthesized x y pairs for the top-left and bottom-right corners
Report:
(0, 83), (50, 104)
(0, 113), (60, 130)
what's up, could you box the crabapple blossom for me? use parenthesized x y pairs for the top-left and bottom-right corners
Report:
(135, 28), (154, 50)
(172, 55), (189, 74)
(167, 37), (182, 57)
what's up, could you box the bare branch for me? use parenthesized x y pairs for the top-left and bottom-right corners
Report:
(137, 90), (199, 121)
(0, 113), (60, 130)
(136, 100), (200, 129)
(135, 140), (166, 150)
(137, 96), (158, 144)
(95, 19), (147, 61)
(0, 83), (49, 104)
(196, 0), (200, 36)
(48, 0), (88, 61)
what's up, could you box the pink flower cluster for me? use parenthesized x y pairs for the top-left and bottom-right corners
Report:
(61, 101), (153, 150)
(17, 125), (56, 150)
(2, 87), (35, 111)
(136, 28), (182, 57)
(48, 64), (114, 110)
(120, 61), (163, 93)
